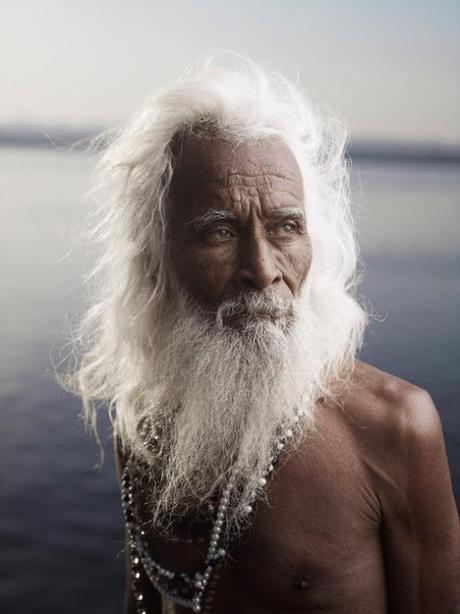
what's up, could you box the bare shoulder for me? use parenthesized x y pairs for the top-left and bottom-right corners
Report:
(339, 366), (460, 611)
(328, 360), (455, 510)
(337, 359), (442, 453)
(337, 361), (458, 521)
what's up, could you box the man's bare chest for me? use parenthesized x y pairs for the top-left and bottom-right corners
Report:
(210, 435), (385, 612)
(148, 418), (387, 613)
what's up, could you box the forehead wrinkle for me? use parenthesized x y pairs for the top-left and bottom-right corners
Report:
(182, 167), (300, 187)
(224, 171), (300, 192)
(185, 173), (303, 203)
(189, 187), (304, 217)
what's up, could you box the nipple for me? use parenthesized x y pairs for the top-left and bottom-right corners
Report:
(293, 575), (312, 591)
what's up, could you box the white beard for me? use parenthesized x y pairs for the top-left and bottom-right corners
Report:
(125, 285), (352, 536)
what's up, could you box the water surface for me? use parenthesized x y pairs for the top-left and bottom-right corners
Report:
(1, 148), (458, 613)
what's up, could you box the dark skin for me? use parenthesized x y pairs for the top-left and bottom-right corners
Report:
(117, 136), (460, 613)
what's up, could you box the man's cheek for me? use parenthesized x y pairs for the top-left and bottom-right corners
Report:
(295, 238), (312, 279)
(186, 257), (230, 301)
(280, 243), (312, 290)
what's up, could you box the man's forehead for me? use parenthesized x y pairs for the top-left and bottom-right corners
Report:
(171, 134), (304, 199)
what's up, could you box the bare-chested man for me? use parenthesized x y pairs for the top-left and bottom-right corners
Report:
(69, 56), (459, 613)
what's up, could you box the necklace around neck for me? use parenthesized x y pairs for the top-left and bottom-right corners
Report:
(120, 405), (307, 613)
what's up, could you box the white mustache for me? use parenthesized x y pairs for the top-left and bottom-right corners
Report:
(216, 291), (295, 325)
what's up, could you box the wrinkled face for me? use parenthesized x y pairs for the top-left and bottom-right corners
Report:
(168, 135), (312, 312)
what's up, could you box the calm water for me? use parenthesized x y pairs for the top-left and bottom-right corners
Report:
(1, 148), (459, 613)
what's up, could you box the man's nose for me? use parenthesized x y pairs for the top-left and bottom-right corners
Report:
(234, 235), (282, 291)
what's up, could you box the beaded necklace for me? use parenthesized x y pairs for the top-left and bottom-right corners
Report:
(120, 406), (307, 613)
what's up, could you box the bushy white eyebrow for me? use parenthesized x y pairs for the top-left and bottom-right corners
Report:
(267, 206), (305, 222)
(189, 209), (237, 231)
(189, 206), (305, 232)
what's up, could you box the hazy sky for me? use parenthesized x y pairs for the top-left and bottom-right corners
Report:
(2, 0), (460, 143)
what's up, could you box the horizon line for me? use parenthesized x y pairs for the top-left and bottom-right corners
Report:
(1, 125), (460, 163)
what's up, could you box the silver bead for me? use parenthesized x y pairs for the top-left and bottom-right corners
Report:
(193, 605), (201, 612)
(258, 477), (267, 486)
(285, 429), (293, 438)
(267, 464), (274, 472)
(276, 442), (284, 451)
(244, 505), (253, 514)
(217, 548), (226, 557)
(136, 593), (144, 601)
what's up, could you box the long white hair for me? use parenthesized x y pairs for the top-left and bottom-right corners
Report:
(64, 53), (366, 472)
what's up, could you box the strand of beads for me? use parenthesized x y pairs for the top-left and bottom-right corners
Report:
(121, 406), (307, 613)
(120, 469), (150, 614)
(189, 476), (235, 613)
(237, 407), (306, 518)
(121, 460), (235, 613)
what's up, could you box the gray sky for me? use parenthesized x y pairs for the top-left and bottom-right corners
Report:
(1, 0), (459, 143)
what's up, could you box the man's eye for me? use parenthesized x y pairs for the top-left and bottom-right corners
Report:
(205, 226), (234, 241)
(281, 222), (297, 234)
(270, 221), (299, 235)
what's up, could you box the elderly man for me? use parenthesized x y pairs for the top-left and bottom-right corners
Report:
(69, 56), (459, 613)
